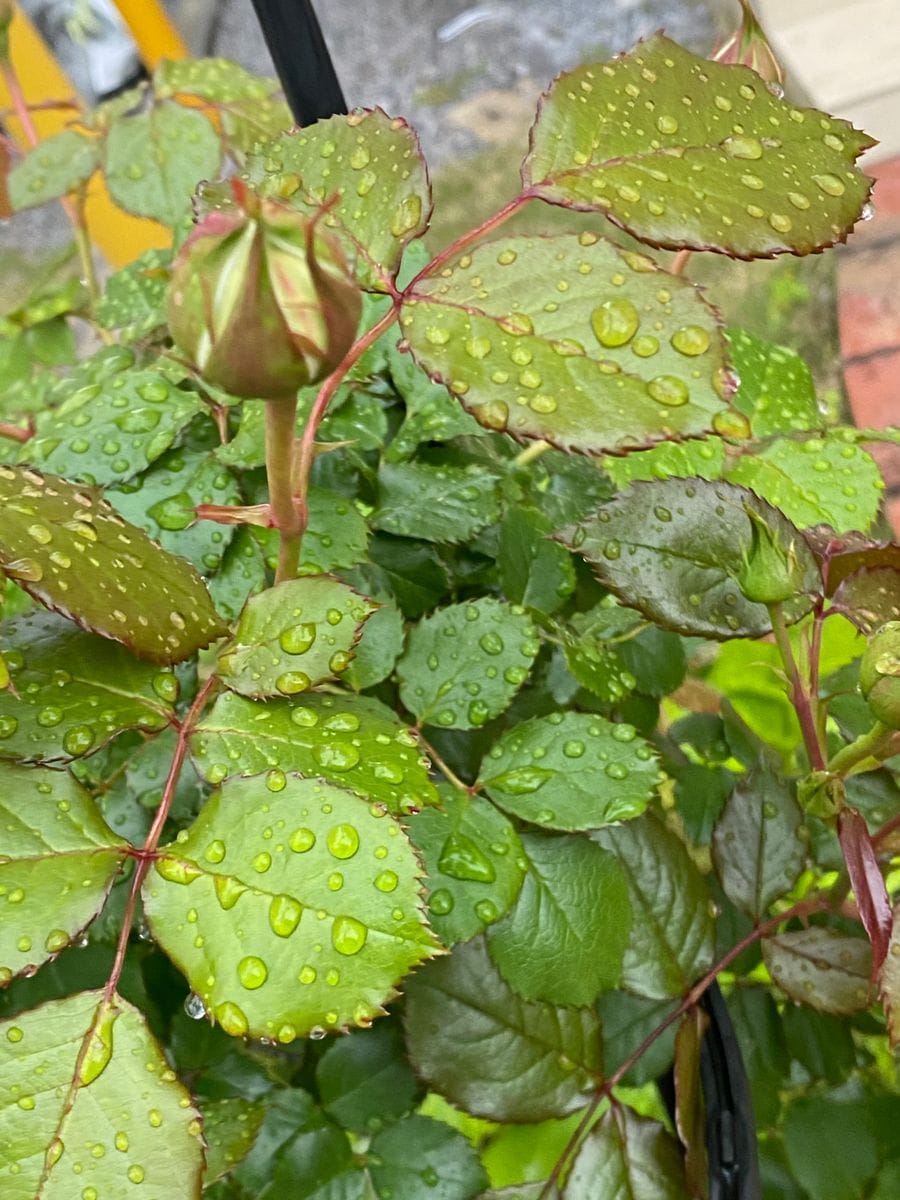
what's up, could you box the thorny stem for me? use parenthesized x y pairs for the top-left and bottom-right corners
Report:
(769, 602), (826, 771)
(265, 395), (303, 584)
(809, 602), (826, 746)
(828, 720), (896, 779)
(406, 193), (531, 292)
(103, 675), (219, 1001)
(538, 895), (832, 1198)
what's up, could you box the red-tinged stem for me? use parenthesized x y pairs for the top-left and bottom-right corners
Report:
(809, 602), (826, 744)
(0, 421), (30, 443)
(103, 675), (219, 1001)
(266, 395), (303, 584)
(769, 602), (826, 772)
(405, 193), (532, 293)
(670, 249), (692, 276)
(538, 896), (832, 1199)
(291, 305), (400, 557)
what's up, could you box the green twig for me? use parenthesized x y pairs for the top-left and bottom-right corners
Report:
(265, 396), (303, 584)
(769, 602), (826, 771)
(828, 720), (895, 779)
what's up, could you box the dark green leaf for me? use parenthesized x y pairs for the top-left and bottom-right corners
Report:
(144, 775), (438, 1039)
(711, 763), (805, 917)
(217, 576), (376, 698)
(191, 689), (438, 816)
(0, 611), (173, 763)
(524, 34), (875, 258)
(375, 461), (501, 545)
(202, 1098), (266, 1185)
(498, 507), (575, 616)
(385, 341), (484, 461)
(409, 786), (526, 945)
(404, 936), (602, 1121)
(400, 233), (731, 454)
(397, 598), (539, 729)
(368, 1115), (488, 1200)
(366, 537), (449, 618)
(0, 762), (127, 983)
(726, 986), (789, 1127)
(673, 763), (733, 846)
(784, 1094), (879, 1200)
(832, 568), (900, 635)
(0, 466), (227, 661)
(725, 433), (883, 532)
(594, 813), (715, 998)
(562, 1106), (687, 1199)
(21, 367), (204, 486)
(208, 527), (268, 623)
(345, 602), (405, 690)
(94, 247), (171, 341)
(597, 991), (677, 1086)
(487, 832), (630, 1005)
(260, 109), (431, 291)
(316, 1024), (418, 1132)
(558, 478), (820, 638)
(762, 929), (873, 1013)
(782, 1006), (856, 1084)
(479, 712), (659, 832)
(726, 328), (820, 437)
(104, 100), (222, 225)
(0, 990), (204, 1198)
(8, 129), (99, 210)
(614, 625), (686, 697)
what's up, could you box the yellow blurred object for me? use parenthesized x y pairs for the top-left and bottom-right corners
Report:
(0, 6), (175, 267)
(111, 0), (189, 69)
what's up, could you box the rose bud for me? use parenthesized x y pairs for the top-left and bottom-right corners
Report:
(859, 621), (900, 729)
(737, 505), (805, 606)
(167, 181), (362, 400)
(711, 0), (785, 88)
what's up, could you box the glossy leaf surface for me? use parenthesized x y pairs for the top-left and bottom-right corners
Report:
(217, 576), (376, 698)
(104, 100), (222, 225)
(726, 328), (820, 437)
(397, 598), (539, 729)
(0, 466), (227, 662)
(558, 478), (820, 638)
(202, 1097), (266, 1184)
(524, 35), (875, 257)
(0, 612), (173, 763)
(711, 763), (805, 917)
(486, 832), (630, 1005)
(9, 130), (99, 210)
(832, 568), (900, 634)
(595, 813), (715, 998)
(191, 689), (438, 815)
(260, 109), (431, 290)
(562, 1106), (687, 1199)
(404, 937), (602, 1121)
(763, 930), (873, 1013)
(400, 233), (731, 454)
(368, 1114), (488, 1200)
(479, 712), (659, 832)
(409, 786), (526, 946)
(375, 461), (501, 544)
(144, 775), (438, 1039)
(0, 762), (127, 983)
(0, 990), (203, 1199)
(94, 248), (171, 342)
(316, 1023), (418, 1132)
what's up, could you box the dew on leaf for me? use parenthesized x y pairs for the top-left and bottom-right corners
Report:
(184, 992), (207, 1020)
(591, 298), (640, 348)
(332, 915), (368, 956)
(438, 833), (496, 883)
(238, 955), (268, 989)
(214, 876), (247, 910)
(474, 898), (499, 924)
(326, 822), (360, 859)
(216, 1000), (249, 1036)
(428, 888), (454, 915)
(279, 623), (317, 655)
(269, 893), (302, 937)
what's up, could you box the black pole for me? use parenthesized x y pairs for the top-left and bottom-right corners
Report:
(249, 0), (347, 124)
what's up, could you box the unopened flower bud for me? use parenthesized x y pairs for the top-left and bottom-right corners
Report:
(712, 0), (784, 87)
(167, 182), (362, 400)
(737, 506), (804, 605)
(859, 621), (900, 729)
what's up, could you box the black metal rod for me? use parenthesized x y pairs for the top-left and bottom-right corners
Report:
(249, 0), (347, 124)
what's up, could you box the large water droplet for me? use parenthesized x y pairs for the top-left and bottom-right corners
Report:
(279, 623), (317, 655)
(238, 955), (268, 989)
(429, 889), (454, 915)
(276, 670), (311, 695)
(723, 135), (763, 160)
(332, 915), (368, 956)
(327, 823), (360, 859)
(269, 894), (302, 937)
(438, 833), (496, 883)
(216, 1000), (249, 1036)
(648, 375), (689, 407)
(63, 725), (95, 757)
(489, 766), (554, 794)
(670, 326), (710, 357)
(184, 992), (207, 1020)
(214, 875), (247, 910)
(591, 298), (640, 348)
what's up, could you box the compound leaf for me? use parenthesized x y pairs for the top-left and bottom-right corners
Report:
(762, 929), (873, 1014)
(0, 990), (204, 1199)
(403, 936), (602, 1122)
(711, 763), (805, 917)
(409, 786), (526, 946)
(558, 478), (820, 638)
(9, 129), (100, 211)
(374, 461), (501, 544)
(479, 712), (660, 832)
(21, 367), (204, 486)
(0, 466), (227, 662)
(562, 1106), (687, 1199)
(260, 109), (431, 291)
(400, 233), (732, 454)
(0, 611), (174, 763)
(726, 328), (820, 437)
(397, 598), (539, 729)
(0, 762), (127, 983)
(144, 775), (438, 1039)
(104, 100), (222, 225)
(191, 689), (438, 816)
(725, 433), (883, 532)
(594, 813), (715, 999)
(486, 832), (631, 1005)
(524, 34), (875, 258)
(217, 576), (376, 699)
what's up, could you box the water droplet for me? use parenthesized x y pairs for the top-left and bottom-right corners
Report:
(269, 894), (302, 937)
(0, 716), (18, 739)
(152, 673), (179, 704)
(712, 409), (752, 439)
(670, 326), (710, 357)
(438, 833), (496, 882)
(155, 857), (202, 885)
(723, 135), (763, 160)
(812, 173), (845, 197)
(184, 992), (207, 1020)
(860, 200), (876, 222)
(429, 888), (454, 915)
(656, 114), (679, 134)
(327, 823), (360, 859)
(375, 870), (399, 893)
(279, 623), (317, 655)
(291, 706), (319, 728)
(478, 632), (504, 656)
(266, 769), (287, 792)
(310, 1025), (327, 1040)
(289, 827), (316, 853)
(276, 670), (311, 695)
(605, 762), (629, 780)
(216, 1000), (249, 1036)
(252, 851), (272, 873)
(391, 193), (422, 237)
(238, 955), (268, 990)
(214, 875), (247, 910)
(79, 1007), (116, 1086)
(467, 699), (490, 726)
(474, 899), (499, 924)
(563, 739), (586, 758)
(489, 766), (554, 794)
(37, 706), (63, 728)
(63, 725), (95, 757)
(768, 212), (792, 233)
(314, 742), (360, 772)
(591, 298), (640, 348)
(332, 915), (368, 956)
(424, 326), (450, 346)
(632, 335), (660, 357)
(648, 375), (689, 407)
